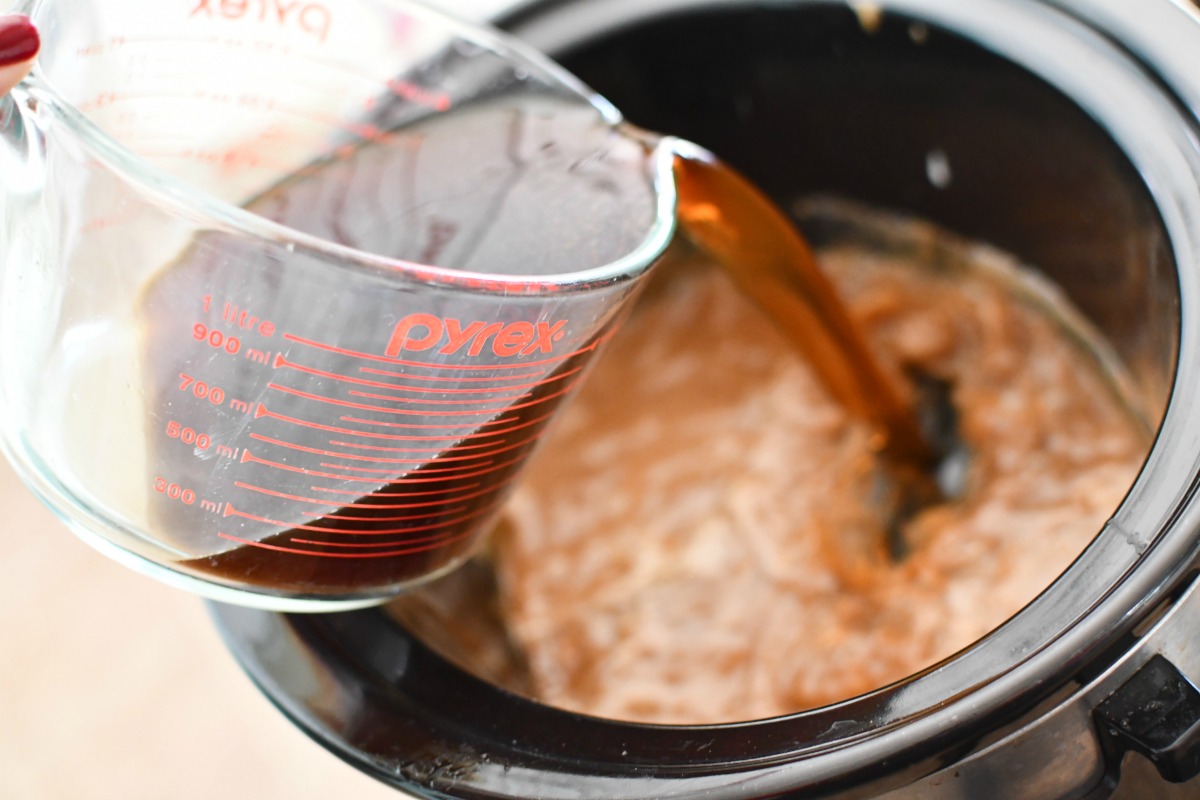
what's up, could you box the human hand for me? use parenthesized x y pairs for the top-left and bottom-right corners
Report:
(0, 15), (39, 96)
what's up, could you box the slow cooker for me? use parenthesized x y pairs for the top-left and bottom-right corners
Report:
(211, 1), (1200, 796)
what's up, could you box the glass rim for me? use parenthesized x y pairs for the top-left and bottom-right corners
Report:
(13, 0), (679, 297)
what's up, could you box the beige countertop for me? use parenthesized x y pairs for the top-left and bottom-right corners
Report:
(0, 460), (401, 800)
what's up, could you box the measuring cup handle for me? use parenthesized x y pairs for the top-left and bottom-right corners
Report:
(0, 85), (43, 208)
(0, 15), (38, 174)
(0, 17), (39, 190)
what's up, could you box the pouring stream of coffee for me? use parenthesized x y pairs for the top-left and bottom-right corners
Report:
(663, 138), (947, 533)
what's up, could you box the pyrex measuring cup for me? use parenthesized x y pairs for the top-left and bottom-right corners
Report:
(0, 0), (676, 610)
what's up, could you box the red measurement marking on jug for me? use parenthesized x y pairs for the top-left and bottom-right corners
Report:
(189, 0), (333, 44)
(152, 291), (607, 593)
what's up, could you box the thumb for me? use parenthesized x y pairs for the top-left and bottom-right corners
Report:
(0, 15), (39, 96)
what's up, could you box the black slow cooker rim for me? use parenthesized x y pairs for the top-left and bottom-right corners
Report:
(211, 0), (1200, 797)
(486, 0), (1200, 750)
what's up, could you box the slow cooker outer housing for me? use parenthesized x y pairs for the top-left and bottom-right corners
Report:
(211, 0), (1200, 797)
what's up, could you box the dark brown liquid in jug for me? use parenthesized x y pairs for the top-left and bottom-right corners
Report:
(175, 352), (600, 593)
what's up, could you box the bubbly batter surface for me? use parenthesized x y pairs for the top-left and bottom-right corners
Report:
(390, 202), (1149, 724)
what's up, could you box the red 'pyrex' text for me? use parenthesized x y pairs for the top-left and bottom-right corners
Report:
(385, 314), (567, 358)
(190, 0), (332, 44)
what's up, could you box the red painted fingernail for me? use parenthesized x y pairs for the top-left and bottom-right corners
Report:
(0, 15), (39, 68)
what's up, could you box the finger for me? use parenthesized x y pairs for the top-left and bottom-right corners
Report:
(0, 15), (39, 95)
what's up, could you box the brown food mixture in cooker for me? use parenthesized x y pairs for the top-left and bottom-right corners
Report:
(389, 201), (1149, 725)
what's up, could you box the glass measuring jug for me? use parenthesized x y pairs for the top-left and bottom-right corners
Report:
(0, 0), (676, 611)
